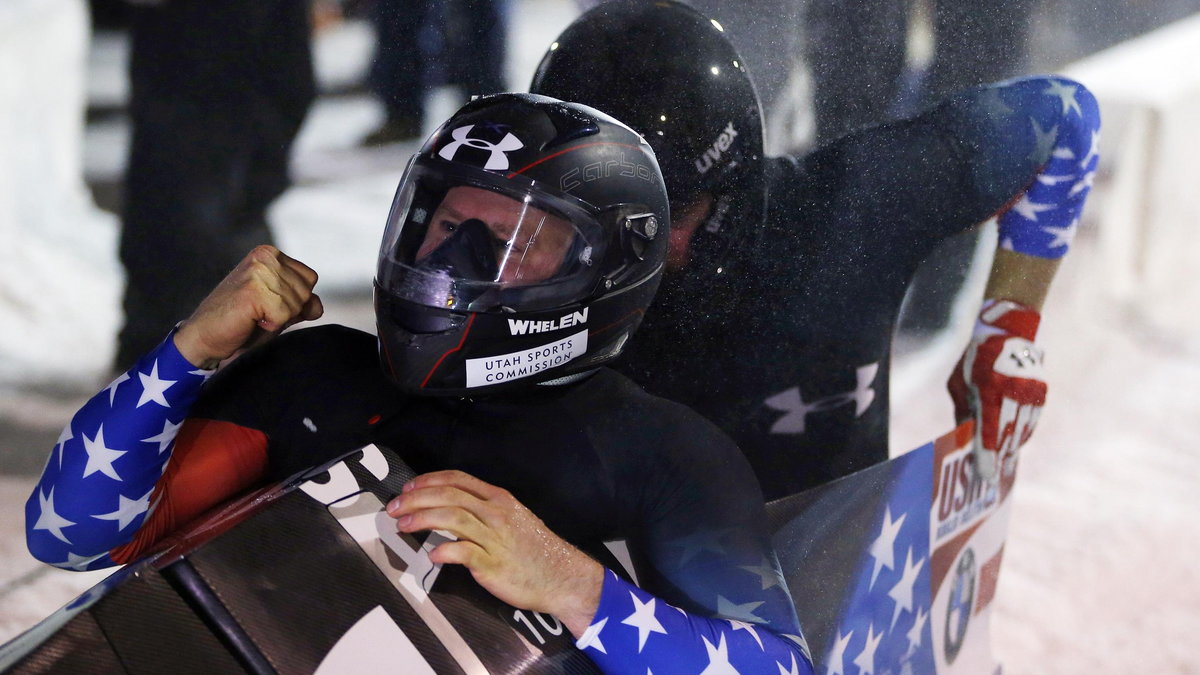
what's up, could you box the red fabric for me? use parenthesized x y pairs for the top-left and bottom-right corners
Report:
(978, 298), (1040, 340)
(110, 419), (268, 564)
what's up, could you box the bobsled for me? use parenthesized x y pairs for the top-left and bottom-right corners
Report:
(0, 444), (607, 674)
(768, 421), (1020, 674)
(2, 422), (1019, 674)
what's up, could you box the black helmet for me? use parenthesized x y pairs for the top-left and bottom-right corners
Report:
(531, 0), (764, 229)
(374, 93), (669, 395)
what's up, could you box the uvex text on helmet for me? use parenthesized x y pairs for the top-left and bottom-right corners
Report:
(530, 0), (764, 210)
(374, 93), (670, 395)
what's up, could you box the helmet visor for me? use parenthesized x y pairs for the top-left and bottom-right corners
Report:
(378, 161), (605, 313)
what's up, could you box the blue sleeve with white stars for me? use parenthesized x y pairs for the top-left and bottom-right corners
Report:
(956, 75), (1101, 259)
(578, 403), (815, 675)
(24, 331), (212, 571)
(577, 569), (813, 675)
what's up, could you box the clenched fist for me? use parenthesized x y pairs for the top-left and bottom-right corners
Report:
(173, 246), (324, 369)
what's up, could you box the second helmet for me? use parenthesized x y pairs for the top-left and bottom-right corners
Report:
(530, 0), (764, 213)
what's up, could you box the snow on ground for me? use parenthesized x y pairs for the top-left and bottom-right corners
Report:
(2, 1), (1199, 672)
(0, 0), (121, 385)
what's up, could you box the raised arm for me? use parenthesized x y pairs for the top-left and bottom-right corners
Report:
(948, 76), (1101, 479)
(25, 246), (323, 569)
(823, 75), (1100, 479)
(973, 74), (1099, 311)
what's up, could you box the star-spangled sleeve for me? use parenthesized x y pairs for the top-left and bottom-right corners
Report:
(577, 568), (814, 675)
(588, 396), (815, 674)
(24, 330), (214, 571)
(959, 76), (1102, 259)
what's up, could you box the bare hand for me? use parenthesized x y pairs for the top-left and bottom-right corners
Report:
(173, 245), (324, 369)
(386, 470), (603, 638)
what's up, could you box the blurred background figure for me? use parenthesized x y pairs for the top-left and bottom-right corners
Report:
(805, 0), (1039, 340)
(803, 0), (1200, 340)
(0, 0), (123, 386)
(114, 0), (316, 370)
(805, 0), (1036, 145)
(361, 0), (510, 146)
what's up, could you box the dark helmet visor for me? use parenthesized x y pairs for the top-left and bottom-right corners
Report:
(377, 161), (607, 313)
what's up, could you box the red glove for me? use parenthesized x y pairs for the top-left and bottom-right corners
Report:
(947, 299), (1047, 481)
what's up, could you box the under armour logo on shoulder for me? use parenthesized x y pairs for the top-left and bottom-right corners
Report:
(437, 124), (524, 171)
(764, 362), (879, 435)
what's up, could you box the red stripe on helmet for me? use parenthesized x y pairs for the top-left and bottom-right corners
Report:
(420, 312), (478, 388)
(506, 142), (643, 177)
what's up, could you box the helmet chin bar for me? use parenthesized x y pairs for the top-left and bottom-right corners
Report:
(375, 265), (663, 397)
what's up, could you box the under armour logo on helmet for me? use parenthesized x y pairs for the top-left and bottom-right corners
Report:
(438, 124), (524, 171)
(764, 362), (879, 435)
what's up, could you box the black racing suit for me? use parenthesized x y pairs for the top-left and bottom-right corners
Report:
(618, 76), (1100, 499)
(28, 326), (812, 673)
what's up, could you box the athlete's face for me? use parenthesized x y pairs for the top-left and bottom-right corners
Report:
(417, 186), (575, 285)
